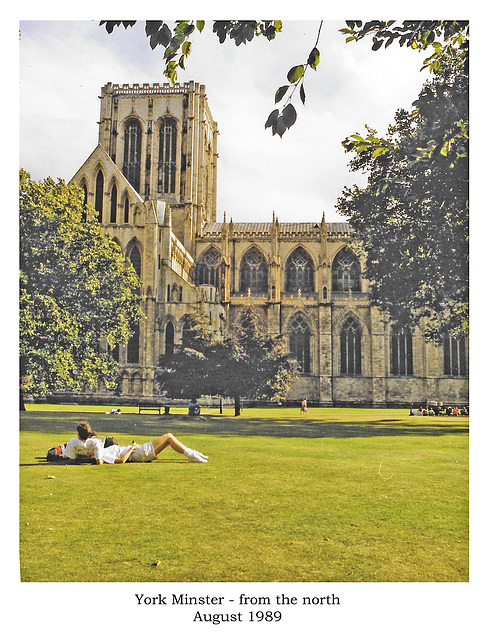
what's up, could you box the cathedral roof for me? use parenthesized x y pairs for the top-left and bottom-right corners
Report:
(200, 221), (351, 239)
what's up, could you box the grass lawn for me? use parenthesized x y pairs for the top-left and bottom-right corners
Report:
(19, 406), (468, 582)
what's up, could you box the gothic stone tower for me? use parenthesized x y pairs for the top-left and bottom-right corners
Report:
(70, 82), (223, 401)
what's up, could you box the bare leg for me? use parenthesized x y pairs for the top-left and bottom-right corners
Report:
(150, 433), (186, 456)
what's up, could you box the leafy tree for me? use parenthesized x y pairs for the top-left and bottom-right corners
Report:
(20, 170), (144, 407)
(157, 306), (299, 415)
(336, 45), (468, 341)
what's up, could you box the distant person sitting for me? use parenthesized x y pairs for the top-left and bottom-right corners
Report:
(188, 398), (201, 416)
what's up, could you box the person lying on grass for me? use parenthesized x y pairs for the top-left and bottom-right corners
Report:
(64, 422), (208, 464)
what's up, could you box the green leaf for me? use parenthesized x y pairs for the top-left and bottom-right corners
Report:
(287, 65), (304, 84)
(196, 21), (205, 32)
(282, 103), (297, 129)
(299, 84), (306, 105)
(265, 109), (279, 130)
(274, 85), (289, 104)
(157, 24), (171, 47)
(145, 21), (162, 37)
(275, 115), (286, 137)
(307, 47), (320, 70)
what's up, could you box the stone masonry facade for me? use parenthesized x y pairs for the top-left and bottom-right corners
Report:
(68, 81), (468, 407)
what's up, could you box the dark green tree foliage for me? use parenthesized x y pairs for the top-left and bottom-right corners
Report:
(337, 45), (468, 341)
(157, 306), (299, 415)
(20, 170), (144, 400)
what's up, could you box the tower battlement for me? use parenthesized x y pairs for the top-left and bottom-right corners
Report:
(101, 81), (205, 97)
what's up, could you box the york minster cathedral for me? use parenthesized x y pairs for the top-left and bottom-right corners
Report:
(70, 81), (468, 406)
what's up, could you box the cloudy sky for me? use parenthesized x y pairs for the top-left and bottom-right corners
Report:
(19, 18), (433, 224)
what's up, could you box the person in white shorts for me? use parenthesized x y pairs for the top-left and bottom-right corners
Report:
(66, 422), (208, 465)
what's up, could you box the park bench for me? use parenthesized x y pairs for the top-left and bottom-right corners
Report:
(138, 402), (162, 414)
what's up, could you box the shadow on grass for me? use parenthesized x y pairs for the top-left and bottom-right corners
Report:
(20, 411), (469, 440)
(20, 456), (188, 467)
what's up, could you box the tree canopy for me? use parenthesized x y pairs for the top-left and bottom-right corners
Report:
(20, 170), (144, 401)
(157, 306), (299, 415)
(337, 43), (468, 340)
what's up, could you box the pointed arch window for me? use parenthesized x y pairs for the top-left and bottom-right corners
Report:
(196, 247), (221, 287)
(240, 247), (268, 295)
(128, 244), (142, 280)
(126, 244), (142, 364)
(332, 247), (361, 292)
(286, 246), (314, 293)
(390, 326), (413, 375)
(123, 119), (142, 193)
(123, 197), (130, 224)
(165, 321), (175, 355)
(289, 313), (312, 374)
(95, 170), (104, 223)
(158, 118), (177, 194)
(81, 182), (88, 222)
(444, 335), (467, 376)
(341, 317), (362, 375)
(127, 326), (140, 364)
(110, 184), (118, 223)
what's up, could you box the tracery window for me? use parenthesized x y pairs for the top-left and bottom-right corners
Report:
(332, 247), (361, 292)
(123, 119), (142, 193)
(286, 247), (314, 293)
(196, 247), (221, 288)
(95, 170), (104, 223)
(340, 317), (362, 375)
(289, 313), (311, 374)
(110, 184), (117, 223)
(443, 335), (467, 376)
(158, 118), (177, 194)
(390, 326), (413, 375)
(239, 247), (268, 295)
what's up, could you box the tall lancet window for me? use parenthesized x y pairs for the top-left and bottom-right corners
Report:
(289, 313), (312, 374)
(341, 317), (362, 375)
(158, 118), (177, 194)
(123, 119), (142, 193)
(126, 244), (142, 364)
(196, 247), (221, 288)
(390, 326), (413, 375)
(128, 245), (142, 281)
(110, 184), (118, 223)
(95, 170), (104, 223)
(332, 247), (361, 292)
(165, 321), (175, 355)
(239, 247), (268, 295)
(286, 246), (314, 293)
(443, 334), (467, 376)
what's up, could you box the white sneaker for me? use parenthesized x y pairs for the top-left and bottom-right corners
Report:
(194, 450), (209, 460)
(188, 452), (207, 463)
